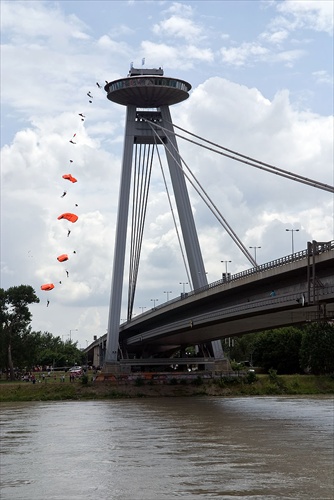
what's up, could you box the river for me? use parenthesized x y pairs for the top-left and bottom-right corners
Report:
(1, 396), (333, 499)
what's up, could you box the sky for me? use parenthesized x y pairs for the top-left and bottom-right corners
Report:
(1, 0), (333, 349)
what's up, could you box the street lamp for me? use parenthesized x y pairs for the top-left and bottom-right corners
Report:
(69, 329), (78, 340)
(249, 246), (261, 263)
(221, 260), (231, 280)
(139, 307), (146, 314)
(286, 228), (299, 254)
(151, 298), (158, 309)
(179, 282), (188, 294)
(164, 291), (172, 301)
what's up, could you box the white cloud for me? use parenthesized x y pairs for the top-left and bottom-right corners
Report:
(220, 42), (270, 67)
(152, 15), (203, 42)
(312, 70), (333, 86)
(276, 0), (334, 36)
(141, 40), (213, 69)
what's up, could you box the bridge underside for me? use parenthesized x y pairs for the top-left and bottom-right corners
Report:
(123, 299), (334, 355)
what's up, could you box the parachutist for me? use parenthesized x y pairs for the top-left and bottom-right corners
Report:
(61, 191), (67, 198)
(79, 113), (85, 118)
(75, 203), (78, 207)
(59, 281), (62, 284)
(67, 230), (71, 237)
(96, 82), (102, 88)
(87, 91), (93, 98)
(88, 100), (92, 103)
(69, 140), (76, 144)
(73, 250), (76, 254)
(65, 270), (69, 278)
(47, 300), (50, 307)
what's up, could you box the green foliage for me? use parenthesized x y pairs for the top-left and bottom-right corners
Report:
(224, 332), (258, 363)
(268, 368), (279, 383)
(252, 327), (303, 374)
(300, 322), (334, 374)
(1, 285), (40, 379)
(0, 285), (84, 377)
(245, 370), (257, 384)
(192, 375), (203, 386)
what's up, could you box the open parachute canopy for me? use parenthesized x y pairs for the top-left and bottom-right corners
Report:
(41, 283), (55, 291)
(57, 254), (69, 262)
(62, 174), (77, 183)
(58, 213), (78, 223)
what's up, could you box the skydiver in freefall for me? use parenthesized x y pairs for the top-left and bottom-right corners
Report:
(67, 230), (71, 237)
(47, 300), (50, 307)
(69, 139), (76, 144)
(96, 82), (102, 88)
(65, 270), (69, 278)
(87, 91), (93, 98)
(61, 191), (67, 198)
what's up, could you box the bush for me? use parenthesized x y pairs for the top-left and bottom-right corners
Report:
(192, 375), (203, 386)
(245, 371), (257, 384)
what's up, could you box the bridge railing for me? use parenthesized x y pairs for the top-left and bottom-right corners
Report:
(184, 239), (334, 298)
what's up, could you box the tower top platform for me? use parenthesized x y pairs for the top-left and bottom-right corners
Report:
(104, 67), (191, 108)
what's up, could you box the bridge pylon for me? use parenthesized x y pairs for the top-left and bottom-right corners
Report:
(103, 67), (224, 371)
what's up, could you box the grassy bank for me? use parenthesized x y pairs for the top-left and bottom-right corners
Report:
(1, 374), (334, 402)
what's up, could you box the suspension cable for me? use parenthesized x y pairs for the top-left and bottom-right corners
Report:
(142, 117), (334, 194)
(154, 143), (193, 288)
(128, 143), (154, 319)
(144, 119), (257, 267)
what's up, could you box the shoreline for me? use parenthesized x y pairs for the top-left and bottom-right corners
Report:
(1, 374), (334, 402)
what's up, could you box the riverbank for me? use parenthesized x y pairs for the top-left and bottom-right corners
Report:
(1, 374), (334, 402)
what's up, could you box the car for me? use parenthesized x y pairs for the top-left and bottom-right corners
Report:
(68, 366), (82, 375)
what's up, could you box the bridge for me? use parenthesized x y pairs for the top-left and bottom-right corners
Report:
(92, 67), (334, 375)
(86, 240), (334, 372)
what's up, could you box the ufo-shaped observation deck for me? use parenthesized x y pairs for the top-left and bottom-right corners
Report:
(104, 68), (191, 108)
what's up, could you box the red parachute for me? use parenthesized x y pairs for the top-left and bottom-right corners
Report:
(58, 213), (78, 223)
(62, 174), (77, 183)
(41, 283), (54, 291)
(57, 254), (69, 262)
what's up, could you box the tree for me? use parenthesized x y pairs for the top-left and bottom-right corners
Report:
(300, 322), (334, 374)
(252, 327), (303, 374)
(0, 285), (39, 380)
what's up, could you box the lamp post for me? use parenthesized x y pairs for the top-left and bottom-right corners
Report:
(286, 228), (299, 254)
(151, 298), (158, 309)
(179, 282), (188, 294)
(164, 291), (172, 301)
(221, 260), (231, 280)
(139, 306), (146, 314)
(249, 246), (261, 263)
(69, 329), (78, 341)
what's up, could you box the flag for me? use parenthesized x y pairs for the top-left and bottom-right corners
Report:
(142, 57), (145, 65)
